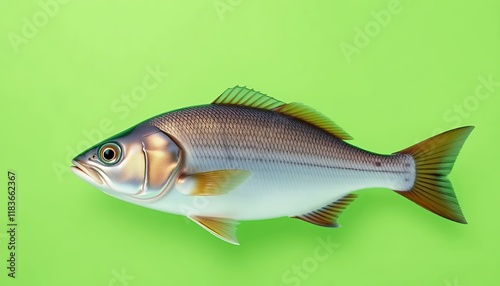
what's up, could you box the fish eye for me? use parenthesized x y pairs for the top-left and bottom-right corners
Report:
(97, 143), (122, 165)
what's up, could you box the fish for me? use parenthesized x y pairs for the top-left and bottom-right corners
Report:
(71, 86), (474, 245)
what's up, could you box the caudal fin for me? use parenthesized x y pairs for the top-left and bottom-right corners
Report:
(394, 126), (474, 224)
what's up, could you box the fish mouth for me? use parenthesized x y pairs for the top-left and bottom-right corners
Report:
(71, 160), (104, 185)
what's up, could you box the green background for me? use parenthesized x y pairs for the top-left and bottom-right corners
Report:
(1, 0), (499, 285)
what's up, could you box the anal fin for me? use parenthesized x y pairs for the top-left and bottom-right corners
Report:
(292, 194), (357, 227)
(189, 216), (240, 245)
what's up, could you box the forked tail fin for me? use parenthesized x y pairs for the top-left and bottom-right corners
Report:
(394, 126), (474, 224)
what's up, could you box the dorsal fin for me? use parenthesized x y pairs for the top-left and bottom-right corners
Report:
(212, 86), (285, 110)
(292, 194), (357, 227)
(274, 102), (353, 140)
(213, 86), (352, 140)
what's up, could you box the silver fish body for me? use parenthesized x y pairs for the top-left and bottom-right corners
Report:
(72, 86), (473, 244)
(143, 104), (415, 219)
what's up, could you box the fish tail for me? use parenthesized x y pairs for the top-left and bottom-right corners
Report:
(394, 126), (474, 224)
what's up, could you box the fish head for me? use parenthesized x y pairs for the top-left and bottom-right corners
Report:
(71, 124), (183, 199)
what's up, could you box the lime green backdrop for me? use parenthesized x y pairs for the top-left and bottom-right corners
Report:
(1, 1), (499, 285)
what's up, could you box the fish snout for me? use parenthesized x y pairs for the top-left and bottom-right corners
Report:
(71, 159), (104, 186)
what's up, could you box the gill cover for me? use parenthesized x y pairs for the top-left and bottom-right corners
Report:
(130, 125), (183, 200)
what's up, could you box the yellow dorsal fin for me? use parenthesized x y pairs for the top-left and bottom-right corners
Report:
(274, 102), (353, 140)
(213, 86), (352, 140)
(212, 86), (285, 110)
(292, 194), (357, 227)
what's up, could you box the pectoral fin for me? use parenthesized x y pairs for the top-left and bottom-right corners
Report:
(292, 194), (357, 227)
(177, 170), (251, 196)
(189, 216), (240, 245)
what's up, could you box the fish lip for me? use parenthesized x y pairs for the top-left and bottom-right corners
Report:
(71, 160), (104, 185)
